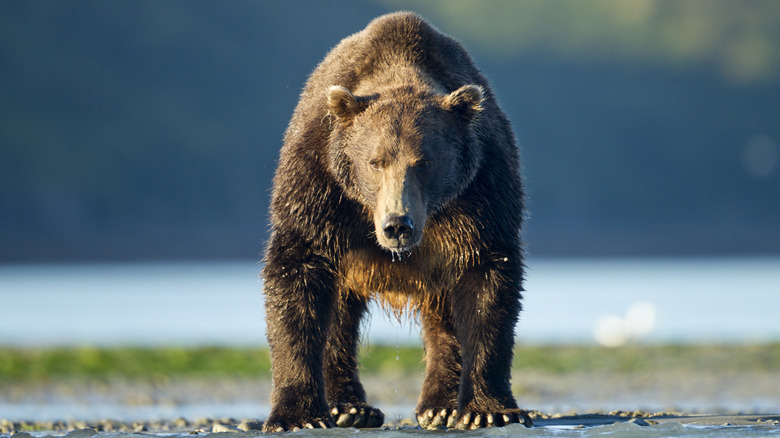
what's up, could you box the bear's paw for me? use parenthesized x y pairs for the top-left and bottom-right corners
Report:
(330, 404), (385, 428)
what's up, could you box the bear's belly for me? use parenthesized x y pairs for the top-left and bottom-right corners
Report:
(338, 247), (458, 313)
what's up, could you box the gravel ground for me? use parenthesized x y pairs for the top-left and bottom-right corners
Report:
(3, 412), (780, 435)
(2, 369), (779, 434)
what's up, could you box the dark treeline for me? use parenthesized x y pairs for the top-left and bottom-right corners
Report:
(1, 1), (779, 262)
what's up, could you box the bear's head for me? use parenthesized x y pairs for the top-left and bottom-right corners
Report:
(326, 84), (484, 253)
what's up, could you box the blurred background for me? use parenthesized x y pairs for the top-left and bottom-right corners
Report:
(1, 0), (779, 347)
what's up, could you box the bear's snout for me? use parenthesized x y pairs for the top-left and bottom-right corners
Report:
(381, 215), (414, 241)
(373, 166), (425, 251)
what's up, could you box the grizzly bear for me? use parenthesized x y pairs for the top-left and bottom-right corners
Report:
(262, 12), (529, 431)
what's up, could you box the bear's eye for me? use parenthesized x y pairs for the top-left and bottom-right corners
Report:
(369, 159), (383, 171)
(417, 160), (431, 169)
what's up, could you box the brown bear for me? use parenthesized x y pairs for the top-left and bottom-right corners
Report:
(262, 12), (529, 431)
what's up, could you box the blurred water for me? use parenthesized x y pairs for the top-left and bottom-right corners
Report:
(1, 257), (779, 346)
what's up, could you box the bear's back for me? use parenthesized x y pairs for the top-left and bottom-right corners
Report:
(301, 12), (484, 108)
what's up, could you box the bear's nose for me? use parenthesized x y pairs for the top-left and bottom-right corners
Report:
(382, 215), (414, 240)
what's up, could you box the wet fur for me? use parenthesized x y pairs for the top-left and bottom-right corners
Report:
(262, 12), (527, 432)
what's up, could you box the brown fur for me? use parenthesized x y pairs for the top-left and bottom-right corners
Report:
(262, 12), (529, 431)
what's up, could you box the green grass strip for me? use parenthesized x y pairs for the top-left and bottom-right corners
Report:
(0, 347), (272, 382)
(1, 344), (778, 384)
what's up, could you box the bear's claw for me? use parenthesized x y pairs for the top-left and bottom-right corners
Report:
(417, 408), (459, 429)
(261, 417), (335, 433)
(454, 409), (533, 430)
(330, 404), (385, 428)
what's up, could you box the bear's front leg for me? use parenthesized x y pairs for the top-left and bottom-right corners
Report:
(450, 260), (533, 430)
(416, 307), (461, 429)
(261, 238), (337, 432)
(324, 290), (384, 428)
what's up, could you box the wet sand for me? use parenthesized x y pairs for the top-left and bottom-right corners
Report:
(534, 412), (780, 427)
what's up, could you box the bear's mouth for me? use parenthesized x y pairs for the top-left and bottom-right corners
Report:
(376, 234), (418, 254)
(387, 247), (413, 262)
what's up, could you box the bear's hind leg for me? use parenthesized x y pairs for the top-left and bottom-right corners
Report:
(416, 307), (461, 429)
(324, 290), (384, 428)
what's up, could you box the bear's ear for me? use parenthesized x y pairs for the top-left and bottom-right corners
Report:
(442, 84), (484, 121)
(327, 86), (366, 120)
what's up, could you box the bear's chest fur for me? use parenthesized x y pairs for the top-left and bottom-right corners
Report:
(338, 243), (461, 314)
